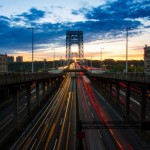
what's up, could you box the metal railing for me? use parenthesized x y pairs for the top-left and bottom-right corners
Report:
(90, 72), (150, 83)
(0, 72), (63, 85)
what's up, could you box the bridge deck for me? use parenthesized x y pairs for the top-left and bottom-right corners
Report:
(0, 72), (63, 86)
(89, 72), (150, 84)
(1, 72), (150, 86)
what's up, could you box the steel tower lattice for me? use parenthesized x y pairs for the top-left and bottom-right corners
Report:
(66, 31), (84, 60)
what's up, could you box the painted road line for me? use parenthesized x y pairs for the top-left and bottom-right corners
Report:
(60, 118), (63, 126)
(91, 112), (94, 119)
(53, 138), (58, 150)
(98, 130), (102, 139)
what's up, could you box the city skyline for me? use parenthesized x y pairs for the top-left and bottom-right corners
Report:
(0, 0), (149, 61)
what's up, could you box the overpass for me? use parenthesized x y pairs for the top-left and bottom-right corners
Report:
(0, 69), (88, 86)
(1, 70), (150, 148)
(87, 72), (150, 123)
(88, 72), (150, 83)
(0, 71), (64, 146)
(0, 72), (63, 86)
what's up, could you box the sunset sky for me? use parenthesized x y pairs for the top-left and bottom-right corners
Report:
(0, 0), (149, 61)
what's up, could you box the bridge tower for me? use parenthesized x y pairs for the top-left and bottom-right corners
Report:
(66, 31), (84, 60)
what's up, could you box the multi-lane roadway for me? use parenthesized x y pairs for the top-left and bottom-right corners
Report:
(76, 63), (149, 150)
(1, 62), (150, 149)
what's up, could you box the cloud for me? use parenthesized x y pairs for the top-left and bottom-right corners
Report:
(71, 19), (142, 42)
(0, 19), (67, 53)
(17, 8), (46, 21)
(0, 16), (10, 29)
(129, 7), (150, 19)
(72, 8), (89, 16)
(0, 18), (141, 53)
(69, 0), (149, 41)
(0, 0), (149, 55)
(85, 0), (150, 20)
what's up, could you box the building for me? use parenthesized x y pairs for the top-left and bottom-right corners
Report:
(16, 56), (23, 62)
(0, 54), (8, 72)
(144, 45), (150, 72)
(7, 56), (14, 63)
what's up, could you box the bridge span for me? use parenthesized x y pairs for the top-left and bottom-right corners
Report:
(0, 72), (63, 86)
(1, 68), (150, 149)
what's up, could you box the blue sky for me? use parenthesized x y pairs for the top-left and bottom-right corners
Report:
(0, 0), (150, 61)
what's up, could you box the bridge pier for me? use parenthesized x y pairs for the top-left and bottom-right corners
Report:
(125, 82), (130, 119)
(52, 78), (56, 88)
(0, 72), (64, 146)
(46, 80), (49, 95)
(140, 87), (147, 122)
(4, 88), (10, 102)
(12, 88), (19, 130)
(48, 79), (51, 92)
(100, 80), (104, 93)
(42, 81), (46, 97)
(49, 80), (51, 92)
(26, 84), (31, 116)
(109, 82), (112, 101)
(104, 81), (108, 93)
(115, 82), (119, 106)
(36, 82), (40, 107)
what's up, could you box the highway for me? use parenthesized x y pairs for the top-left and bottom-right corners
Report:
(76, 63), (149, 150)
(103, 81), (150, 121)
(0, 82), (50, 144)
(9, 71), (77, 150)
(79, 75), (148, 150)
(1, 62), (150, 149)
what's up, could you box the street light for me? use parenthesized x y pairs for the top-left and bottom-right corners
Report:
(126, 27), (132, 73)
(97, 39), (103, 69)
(91, 56), (93, 69)
(44, 59), (46, 71)
(51, 48), (55, 69)
(27, 27), (34, 73)
(60, 56), (62, 67)
(100, 48), (104, 69)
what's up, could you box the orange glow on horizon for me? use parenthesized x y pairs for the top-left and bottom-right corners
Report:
(7, 31), (148, 62)
(8, 49), (144, 62)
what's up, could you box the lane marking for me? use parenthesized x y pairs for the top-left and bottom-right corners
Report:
(53, 138), (58, 150)
(66, 121), (71, 150)
(91, 112), (94, 119)
(60, 118), (63, 126)
(98, 130), (102, 139)
(31, 138), (37, 150)
(44, 118), (48, 125)
(92, 87), (123, 121)
(11, 87), (64, 149)
(25, 124), (31, 131)
(0, 116), (13, 130)
(56, 92), (71, 150)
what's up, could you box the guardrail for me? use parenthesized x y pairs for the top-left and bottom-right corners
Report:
(0, 72), (63, 85)
(90, 72), (150, 83)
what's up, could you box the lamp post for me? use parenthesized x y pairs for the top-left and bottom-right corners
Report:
(91, 56), (92, 69)
(60, 56), (62, 67)
(126, 27), (132, 73)
(27, 27), (34, 73)
(101, 48), (104, 69)
(97, 39), (103, 69)
(51, 48), (55, 69)
(44, 59), (46, 71)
